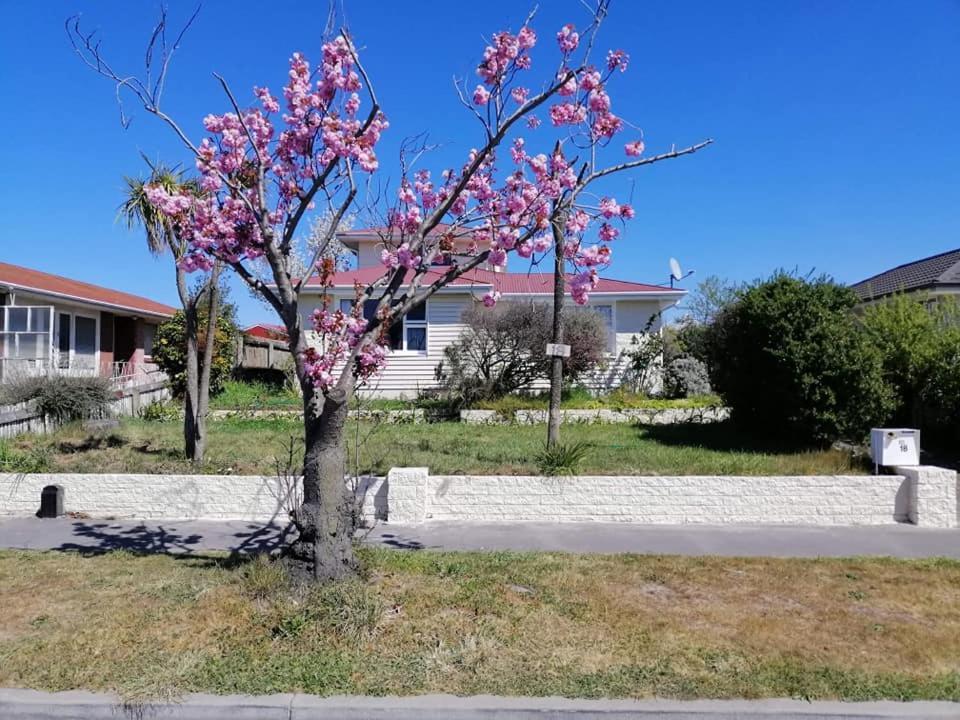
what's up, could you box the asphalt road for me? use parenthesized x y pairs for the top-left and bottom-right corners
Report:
(0, 517), (957, 558)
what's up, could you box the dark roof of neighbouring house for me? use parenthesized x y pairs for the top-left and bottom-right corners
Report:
(305, 266), (683, 296)
(850, 248), (960, 302)
(0, 262), (177, 318)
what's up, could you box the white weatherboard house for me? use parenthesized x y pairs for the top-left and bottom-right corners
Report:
(299, 228), (686, 398)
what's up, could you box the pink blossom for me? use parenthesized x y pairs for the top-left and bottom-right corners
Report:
(570, 269), (598, 305)
(619, 203), (635, 219)
(473, 85), (491, 105)
(580, 69), (602, 91)
(517, 26), (537, 49)
(599, 197), (621, 218)
(533, 235), (552, 252)
(381, 249), (399, 269)
(549, 102), (587, 126)
(526, 116), (541, 129)
(588, 88), (611, 114)
(625, 140), (645, 156)
(598, 223), (620, 242)
(516, 241), (533, 258)
(606, 49), (629, 72)
(488, 247), (508, 268)
(482, 290), (501, 307)
(397, 243), (422, 269)
(556, 24), (580, 53)
(511, 86), (530, 104)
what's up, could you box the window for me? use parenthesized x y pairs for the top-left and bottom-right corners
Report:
(0, 306), (54, 368)
(592, 304), (615, 352)
(143, 324), (156, 357)
(74, 315), (97, 369)
(340, 298), (428, 353)
(58, 314), (71, 368)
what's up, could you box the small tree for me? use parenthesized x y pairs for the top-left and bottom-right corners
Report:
(860, 293), (960, 442)
(708, 272), (893, 445)
(622, 315), (664, 395)
(153, 295), (237, 399)
(120, 164), (225, 462)
(71, 3), (710, 581)
(438, 301), (606, 405)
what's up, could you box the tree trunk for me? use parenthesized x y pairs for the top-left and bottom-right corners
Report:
(286, 379), (358, 583)
(547, 214), (566, 448)
(182, 300), (201, 461)
(192, 263), (222, 464)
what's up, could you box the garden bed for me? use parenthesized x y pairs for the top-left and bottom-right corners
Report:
(0, 549), (957, 701)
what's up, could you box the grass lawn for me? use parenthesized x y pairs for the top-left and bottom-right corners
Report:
(1, 417), (866, 476)
(0, 549), (957, 701)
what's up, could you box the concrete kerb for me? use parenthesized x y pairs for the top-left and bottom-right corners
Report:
(1, 690), (958, 719)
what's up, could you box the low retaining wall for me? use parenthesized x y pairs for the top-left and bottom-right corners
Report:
(1, 466), (954, 529)
(210, 408), (427, 423)
(387, 466), (958, 528)
(0, 473), (385, 525)
(460, 407), (730, 425)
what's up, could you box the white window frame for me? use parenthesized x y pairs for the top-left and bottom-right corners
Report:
(0, 305), (54, 367)
(55, 310), (100, 372)
(339, 297), (428, 355)
(589, 302), (617, 353)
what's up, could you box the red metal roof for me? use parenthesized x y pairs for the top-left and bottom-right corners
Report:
(243, 323), (288, 340)
(0, 261), (177, 318)
(307, 265), (680, 295)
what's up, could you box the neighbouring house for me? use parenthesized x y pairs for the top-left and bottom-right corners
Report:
(0, 261), (176, 382)
(299, 227), (686, 398)
(851, 248), (960, 304)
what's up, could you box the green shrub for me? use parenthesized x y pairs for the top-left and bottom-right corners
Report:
(663, 356), (712, 398)
(535, 441), (590, 475)
(140, 400), (181, 423)
(860, 294), (960, 445)
(436, 301), (608, 408)
(0, 375), (114, 423)
(153, 308), (237, 399)
(708, 273), (893, 445)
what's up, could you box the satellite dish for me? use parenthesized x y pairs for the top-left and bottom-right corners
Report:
(668, 257), (694, 288)
(669, 258), (683, 281)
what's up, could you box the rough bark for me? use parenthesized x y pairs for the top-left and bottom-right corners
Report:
(192, 262), (222, 463)
(285, 378), (358, 582)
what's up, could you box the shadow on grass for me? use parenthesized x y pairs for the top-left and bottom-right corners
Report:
(639, 421), (822, 455)
(56, 433), (128, 454)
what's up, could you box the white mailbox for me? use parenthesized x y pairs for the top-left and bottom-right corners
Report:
(870, 428), (920, 467)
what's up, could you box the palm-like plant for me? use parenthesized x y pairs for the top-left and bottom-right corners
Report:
(119, 162), (198, 258)
(118, 161), (219, 463)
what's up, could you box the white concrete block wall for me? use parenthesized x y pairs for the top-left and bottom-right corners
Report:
(0, 474), (386, 525)
(896, 465), (959, 528)
(424, 474), (914, 526)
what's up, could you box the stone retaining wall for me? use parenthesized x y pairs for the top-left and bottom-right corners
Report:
(387, 466), (958, 528)
(2, 465), (954, 529)
(0, 473), (385, 525)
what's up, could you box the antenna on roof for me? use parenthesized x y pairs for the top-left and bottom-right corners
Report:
(668, 257), (695, 288)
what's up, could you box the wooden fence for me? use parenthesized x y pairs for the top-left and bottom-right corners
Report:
(0, 373), (171, 440)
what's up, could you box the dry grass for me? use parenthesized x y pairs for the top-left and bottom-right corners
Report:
(5, 417), (867, 477)
(0, 549), (957, 701)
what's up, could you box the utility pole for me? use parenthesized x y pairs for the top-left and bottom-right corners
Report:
(546, 210), (569, 448)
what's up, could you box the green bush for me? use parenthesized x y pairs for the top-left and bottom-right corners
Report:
(0, 375), (114, 423)
(153, 308), (237, 399)
(140, 400), (181, 423)
(0, 439), (50, 473)
(708, 273), (893, 445)
(860, 294), (960, 445)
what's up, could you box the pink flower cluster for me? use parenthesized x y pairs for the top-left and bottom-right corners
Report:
(477, 26), (536, 87)
(302, 301), (389, 390)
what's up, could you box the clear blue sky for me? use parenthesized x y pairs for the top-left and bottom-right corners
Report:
(1, 1), (958, 324)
